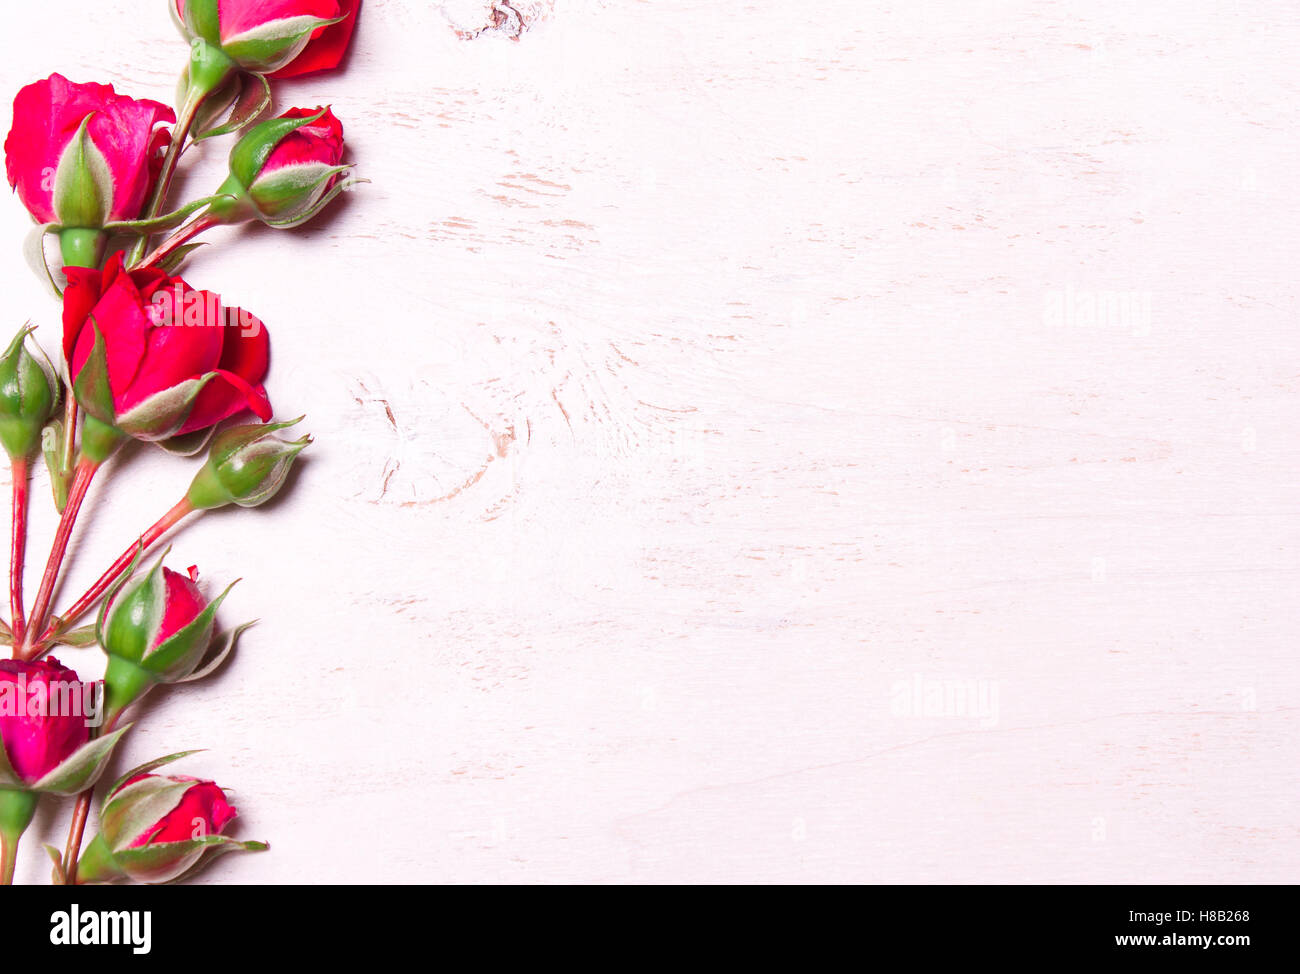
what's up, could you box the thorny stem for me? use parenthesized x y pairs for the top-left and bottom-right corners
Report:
(34, 497), (196, 653)
(19, 459), (100, 658)
(138, 214), (220, 270)
(62, 709), (124, 885)
(9, 457), (29, 646)
(127, 89), (204, 267)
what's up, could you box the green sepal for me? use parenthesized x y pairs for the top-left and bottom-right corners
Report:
(100, 773), (196, 850)
(263, 175), (367, 230)
(52, 117), (113, 229)
(180, 0), (221, 44)
(71, 321), (116, 426)
(42, 418), (69, 511)
(192, 72), (272, 142)
(0, 618), (10, 646)
(228, 109), (328, 188)
(220, 14), (345, 74)
(98, 549), (168, 664)
(111, 834), (268, 885)
(157, 424), (217, 457)
(105, 749), (205, 801)
(141, 579), (236, 682)
(175, 620), (255, 684)
(23, 223), (63, 298)
(29, 723), (133, 797)
(250, 163), (352, 220)
(113, 372), (217, 440)
(0, 736), (22, 789)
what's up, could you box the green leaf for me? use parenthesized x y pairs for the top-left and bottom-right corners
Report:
(104, 195), (230, 237)
(49, 624), (99, 648)
(30, 723), (133, 796)
(45, 843), (67, 885)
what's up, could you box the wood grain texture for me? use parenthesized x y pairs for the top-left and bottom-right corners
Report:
(1, 0), (1297, 883)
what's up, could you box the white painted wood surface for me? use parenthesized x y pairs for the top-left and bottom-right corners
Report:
(2, 0), (1297, 883)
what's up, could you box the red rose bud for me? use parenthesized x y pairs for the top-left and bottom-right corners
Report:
(0, 659), (129, 799)
(78, 760), (266, 884)
(3, 74), (173, 258)
(187, 416), (311, 510)
(62, 253), (271, 460)
(98, 557), (237, 719)
(174, 0), (355, 76)
(0, 326), (60, 460)
(210, 107), (356, 229)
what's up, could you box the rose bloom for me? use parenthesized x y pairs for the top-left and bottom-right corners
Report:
(0, 658), (90, 785)
(63, 253), (271, 442)
(3, 73), (173, 226)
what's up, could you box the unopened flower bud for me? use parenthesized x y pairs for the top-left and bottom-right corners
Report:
(77, 756), (266, 884)
(0, 327), (59, 460)
(210, 108), (356, 229)
(98, 555), (235, 719)
(186, 416), (311, 510)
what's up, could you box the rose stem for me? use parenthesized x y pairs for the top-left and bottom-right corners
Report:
(138, 214), (220, 270)
(9, 456), (29, 646)
(62, 709), (124, 883)
(32, 497), (196, 654)
(19, 459), (100, 659)
(126, 88), (207, 267)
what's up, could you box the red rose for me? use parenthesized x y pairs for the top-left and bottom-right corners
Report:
(0, 658), (90, 785)
(175, 0), (360, 76)
(62, 253), (271, 446)
(3, 74), (173, 227)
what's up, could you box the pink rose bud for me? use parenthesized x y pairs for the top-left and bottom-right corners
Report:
(99, 556), (238, 720)
(210, 107), (355, 229)
(174, 0), (359, 76)
(3, 74), (173, 236)
(77, 763), (266, 884)
(0, 658), (89, 785)
(62, 253), (271, 459)
(0, 657), (126, 836)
